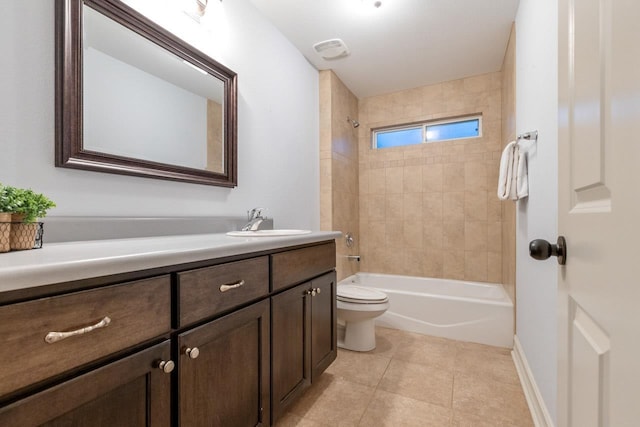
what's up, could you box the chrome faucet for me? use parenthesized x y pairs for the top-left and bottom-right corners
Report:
(242, 207), (267, 231)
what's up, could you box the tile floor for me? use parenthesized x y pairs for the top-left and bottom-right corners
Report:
(276, 327), (534, 427)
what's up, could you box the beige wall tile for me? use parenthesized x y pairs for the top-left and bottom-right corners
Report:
(404, 249), (426, 277)
(368, 194), (386, 222)
(465, 191), (488, 221)
(464, 251), (488, 282)
(424, 248), (444, 278)
(443, 249), (465, 280)
(443, 192), (465, 222)
(443, 221), (465, 249)
(464, 161), (488, 191)
(404, 220), (424, 250)
(465, 222), (488, 252)
(423, 163), (444, 193)
(350, 71), (504, 284)
(403, 164), (423, 193)
(386, 220), (404, 249)
(443, 163), (465, 192)
(403, 193), (423, 222)
(385, 194), (404, 221)
(423, 221), (443, 249)
(369, 170), (386, 194)
(423, 193), (443, 222)
(385, 166), (404, 194)
(487, 222), (502, 253)
(488, 251), (502, 284)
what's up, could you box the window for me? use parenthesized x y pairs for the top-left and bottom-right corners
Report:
(373, 116), (481, 149)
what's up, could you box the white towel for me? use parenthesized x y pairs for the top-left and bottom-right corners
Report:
(497, 141), (529, 201)
(514, 147), (529, 199)
(497, 141), (516, 200)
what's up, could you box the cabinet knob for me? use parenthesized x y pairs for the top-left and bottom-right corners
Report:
(157, 360), (175, 374)
(315, 287), (321, 295)
(184, 347), (200, 359)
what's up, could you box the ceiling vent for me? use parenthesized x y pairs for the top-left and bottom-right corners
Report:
(313, 39), (350, 60)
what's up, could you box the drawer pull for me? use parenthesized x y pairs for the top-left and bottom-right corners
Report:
(219, 280), (245, 293)
(45, 316), (112, 344)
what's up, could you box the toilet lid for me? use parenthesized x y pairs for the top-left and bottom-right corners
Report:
(337, 285), (388, 303)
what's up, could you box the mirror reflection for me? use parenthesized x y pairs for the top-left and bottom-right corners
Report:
(83, 5), (225, 172)
(56, 0), (237, 187)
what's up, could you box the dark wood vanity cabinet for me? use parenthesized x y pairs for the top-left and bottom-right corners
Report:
(0, 340), (172, 426)
(0, 240), (336, 427)
(177, 299), (270, 427)
(271, 271), (337, 423)
(310, 272), (338, 381)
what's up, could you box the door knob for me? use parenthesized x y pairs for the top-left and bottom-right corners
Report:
(529, 236), (567, 265)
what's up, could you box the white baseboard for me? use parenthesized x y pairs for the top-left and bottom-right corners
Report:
(511, 335), (555, 427)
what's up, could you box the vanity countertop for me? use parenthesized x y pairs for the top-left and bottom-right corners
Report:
(0, 231), (341, 294)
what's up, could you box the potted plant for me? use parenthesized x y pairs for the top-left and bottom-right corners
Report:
(0, 184), (23, 252)
(10, 188), (56, 251)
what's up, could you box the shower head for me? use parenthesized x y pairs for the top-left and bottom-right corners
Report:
(347, 117), (360, 128)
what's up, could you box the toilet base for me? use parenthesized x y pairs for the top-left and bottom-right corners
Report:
(337, 318), (376, 352)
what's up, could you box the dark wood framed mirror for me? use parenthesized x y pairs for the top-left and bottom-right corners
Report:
(55, 0), (237, 187)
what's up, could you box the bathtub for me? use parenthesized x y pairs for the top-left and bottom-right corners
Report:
(339, 273), (514, 348)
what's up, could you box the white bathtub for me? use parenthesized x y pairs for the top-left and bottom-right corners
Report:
(339, 273), (514, 348)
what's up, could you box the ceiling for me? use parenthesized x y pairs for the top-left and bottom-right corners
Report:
(249, 0), (520, 99)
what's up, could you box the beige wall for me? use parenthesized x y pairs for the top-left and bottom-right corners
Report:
(358, 72), (504, 283)
(501, 24), (517, 303)
(319, 70), (360, 281)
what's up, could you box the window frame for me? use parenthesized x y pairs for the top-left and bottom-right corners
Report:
(371, 115), (483, 149)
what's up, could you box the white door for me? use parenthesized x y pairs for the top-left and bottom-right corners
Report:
(558, 0), (640, 425)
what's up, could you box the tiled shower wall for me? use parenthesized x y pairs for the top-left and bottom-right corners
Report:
(358, 72), (504, 283)
(319, 70), (360, 281)
(501, 24), (517, 303)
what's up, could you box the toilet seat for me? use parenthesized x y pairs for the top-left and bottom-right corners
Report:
(337, 285), (388, 304)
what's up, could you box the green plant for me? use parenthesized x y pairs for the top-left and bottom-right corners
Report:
(0, 184), (23, 214)
(13, 188), (56, 222)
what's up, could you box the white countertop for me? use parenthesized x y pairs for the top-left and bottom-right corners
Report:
(0, 231), (341, 293)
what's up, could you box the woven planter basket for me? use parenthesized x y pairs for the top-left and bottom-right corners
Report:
(9, 213), (39, 251)
(0, 213), (10, 253)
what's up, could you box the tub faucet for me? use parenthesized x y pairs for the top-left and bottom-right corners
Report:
(242, 207), (267, 231)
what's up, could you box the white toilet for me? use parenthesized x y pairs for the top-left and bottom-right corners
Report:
(337, 284), (390, 352)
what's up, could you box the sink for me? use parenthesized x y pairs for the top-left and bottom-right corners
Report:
(226, 229), (312, 237)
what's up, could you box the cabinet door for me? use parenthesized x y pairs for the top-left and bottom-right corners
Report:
(0, 340), (172, 427)
(178, 299), (270, 427)
(311, 272), (337, 381)
(271, 282), (311, 422)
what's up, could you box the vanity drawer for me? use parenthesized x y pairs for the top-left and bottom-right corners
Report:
(177, 256), (269, 327)
(0, 276), (171, 398)
(271, 242), (336, 292)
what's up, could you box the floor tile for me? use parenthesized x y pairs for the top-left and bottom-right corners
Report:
(452, 373), (533, 426)
(326, 349), (391, 388)
(287, 373), (376, 426)
(284, 327), (535, 427)
(377, 358), (454, 408)
(368, 326), (407, 358)
(358, 389), (452, 426)
(392, 332), (457, 371)
(454, 346), (520, 385)
(452, 411), (533, 427)
(275, 411), (330, 427)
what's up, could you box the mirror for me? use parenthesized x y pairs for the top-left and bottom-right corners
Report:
(55, 0), (237, 187)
